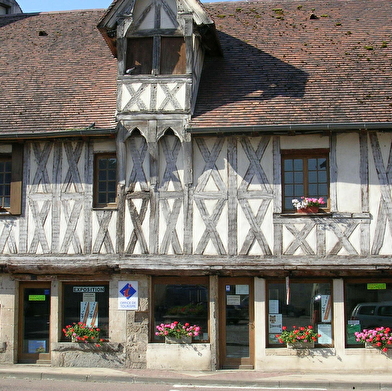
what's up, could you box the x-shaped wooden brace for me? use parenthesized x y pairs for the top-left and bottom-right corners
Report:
(284, 221), (316, 255)
(123, 83), (148, 111)
(195, 138), (226, 193)
(127, 137), (148, 191)
(29, 199), (51, 254)
(60, 200), (83, 254)
(0, 220), (17, 253)
(239, 137), (272, 193)
(370, 133), (392, 254)
(159, 197), (182, 254)
(92, 210), (114, 254)
(126, 196), (149, 254)
(327, 221), (358, 255)
(158, 83), (182, 111)
(160, 136), (182, 191)
(239, 198), (272, 255)
(62, 142), (83, 193)
(30, 142), (52, 194)
(194, 198), (226, 255)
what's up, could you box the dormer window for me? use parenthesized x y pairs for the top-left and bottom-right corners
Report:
(0, 4), (9, 14)
(126, 36), (186, 75)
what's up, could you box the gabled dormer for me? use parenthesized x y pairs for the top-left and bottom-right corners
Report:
(98, 0), (221, 117)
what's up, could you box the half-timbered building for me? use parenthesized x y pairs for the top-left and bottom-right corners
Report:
(1, 0), (392, 371)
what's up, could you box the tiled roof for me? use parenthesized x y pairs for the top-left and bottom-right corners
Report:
(190, 0), (392, 130)
(0, 10), (117, 136)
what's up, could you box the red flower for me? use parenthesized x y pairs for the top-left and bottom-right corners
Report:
(282, 326), (287, 330)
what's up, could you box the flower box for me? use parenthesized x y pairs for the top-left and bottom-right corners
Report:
(298, 206), (319, 214)
(165, 336), (192, 344)
(287, 341), (315, 349)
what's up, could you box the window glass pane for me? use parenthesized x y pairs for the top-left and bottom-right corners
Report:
(153, 281), (209, 342)
(284, 172), (293, 183)
(268, 281), (332, 346)
(308, 184), (318, 196)
(294, 172), (303, 183)
(284, 159), (293, 171)
(284, 198), (293, 210)
(318, 171), (327, 183)
(293, 159), (303, 171)
(308, 171), (317, 183)
(318, 184), (328, 196)
(345, 282), (392, 346)
(161, 37), (186, 75)
(126, 38), (153, 75)
(294, 184), (304, 195)
(284, 184), (294, 196)
(62, 283), (109, 340)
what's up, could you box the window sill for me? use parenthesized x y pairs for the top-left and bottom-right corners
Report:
(276, 212), (371, 219)
(92, 207), (118, 211)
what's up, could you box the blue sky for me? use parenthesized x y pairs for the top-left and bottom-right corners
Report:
(18, 0), (225, 13)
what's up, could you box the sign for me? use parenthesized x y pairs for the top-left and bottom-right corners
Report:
(321, 295), (332, 322)
(29, 295), (45, 301)
(227, 295), (241, 306)
(83, 293), (96, 302)
(118, 281), (138, 310)
(268, 313), (282, 333)
(367, 283), (386, 290)
(80, 301), (98, 327)
(235, 285), (249, 295)
(318, 323), (332, 344)
(269, 300), (279, 314)
(73, 286), (105, 293)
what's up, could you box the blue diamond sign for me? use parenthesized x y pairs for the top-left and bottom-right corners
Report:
(118, 281), (138, 309)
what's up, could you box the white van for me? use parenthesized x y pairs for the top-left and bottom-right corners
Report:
(350, 302), (392, 329)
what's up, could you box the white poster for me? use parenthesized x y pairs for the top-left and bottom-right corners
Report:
(269, 300), (279, 314)
(227, 295), (241, 305)
(321, 295), (332, 322)
(268, 313), (283, 333)
(118, 281), (138, 310)
(80, 301), (98, 327)
(318, 323), (332, 344)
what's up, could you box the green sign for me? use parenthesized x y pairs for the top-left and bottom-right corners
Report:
(29, 295), (46, 301)
(367, 283), (386, 290)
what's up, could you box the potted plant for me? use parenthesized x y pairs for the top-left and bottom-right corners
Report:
(292, 197), (325, 213)
(355, 327), (392, 352)
(63, 322), (103, 344)
(155, 321), (201, 344)
(275, 325), (320, 348)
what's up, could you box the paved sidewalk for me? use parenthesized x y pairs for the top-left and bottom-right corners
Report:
(0, 364), (391, 389)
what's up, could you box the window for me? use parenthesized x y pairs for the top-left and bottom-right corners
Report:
(152, 277), (209, 342)
(0, 144), (23, 215)
(345, 280), (392, 346)
(0, 4), (9, 15)
(126, 36), (186, 75)
(282, 149), (329, 212)
(94, 154), (117, 208)
(267, 280), (332, 347)
(62, 283), (109, 340)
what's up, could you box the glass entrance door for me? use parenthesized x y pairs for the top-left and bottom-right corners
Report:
(19, 282), (51, 363)
(219, 277), (254, 368)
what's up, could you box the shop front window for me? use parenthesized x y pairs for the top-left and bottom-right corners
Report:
(345, 280), (392, 346)
(153, 277), (209, 342)
(62, 283), (109, 340)
(267, 280), (332, 347)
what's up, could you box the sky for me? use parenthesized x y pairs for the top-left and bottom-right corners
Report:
(18, 0), (225, 13)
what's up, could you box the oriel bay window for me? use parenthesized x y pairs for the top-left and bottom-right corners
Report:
(282, 149), (329, 212)
(62, 283), (109, 340)
(267, 280), (333, 347)
(153, 277), (209, 342)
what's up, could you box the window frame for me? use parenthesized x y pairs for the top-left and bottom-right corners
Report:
(60, 281), (109, 342)
(266, 278), (333, 348)
(281, 148), (330, 213)
(151, 276), (209, 343)
(93, 153), (117, 209)
(344, 278), (392, 348)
